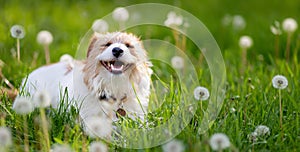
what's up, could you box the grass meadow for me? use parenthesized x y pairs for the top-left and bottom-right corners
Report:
(0, 0), (299, 151)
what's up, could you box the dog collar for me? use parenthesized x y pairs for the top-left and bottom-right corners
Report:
(98, 90), (127, 118)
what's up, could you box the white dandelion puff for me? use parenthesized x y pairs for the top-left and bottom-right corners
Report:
(10, 25), (25, 39)
(89, 141), (108, 152)
(37, 30), (53, 64)
(232, 15), (246, 31)
(164, 11), (183, 28)
(272, 75), (288, 89)
(12, 96), (34, 115)
(171, 56), (184, 69)
(230, 107), (236, 113)
(162, 139), (185, 152)
(209, 133), (231, 151)
(84, 116), (112, 138)
(270, 21), (282, 35)
(239, 35), (253, 49)
(59, 54), (74, 68)
(254, 125), (270, 136)
(92, 19), (109, 33)
(188, 105), (194, 113)
(51, 144), (72, 152)
(0, 127), (12, 147)
(33, 90), (51, 108)
(193, 86), (210, 101)
(112, 7), (129, 22)
(282, 18), (298, 33)
(60, 54), (73, 63)
(37, 30), (53, 46)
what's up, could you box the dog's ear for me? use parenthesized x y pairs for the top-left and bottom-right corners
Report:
(87, 36), (97, 58)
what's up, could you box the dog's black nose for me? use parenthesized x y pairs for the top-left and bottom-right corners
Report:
(112, 47), (124, 58)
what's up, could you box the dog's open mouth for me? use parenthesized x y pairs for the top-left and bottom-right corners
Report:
(100, 60), (132, 74)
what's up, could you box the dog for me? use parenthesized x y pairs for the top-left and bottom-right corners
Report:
(20, 32), (152, 125)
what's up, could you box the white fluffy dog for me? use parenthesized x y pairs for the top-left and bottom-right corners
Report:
(21, 32), (152, 123)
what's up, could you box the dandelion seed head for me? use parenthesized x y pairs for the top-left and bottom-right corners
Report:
(162, 139), (185, 152)
(282, 18), (298, 33)
(60, 54), (73, 63)
(51, 144), (72, 152)
(239, 35), (253, 49)
(84, 116), (112, 138)
(193, 86), (210, 101)
(92, 19), (109, 33)
(89, 141), (108, 152)
(232, 15), (246, 31)
(12, 96), (34, 115)
(230, 107), (236, 113)
(164, 11), (183, 28)
(272, 75), (288, 89)
(270, 21), (282, 35)
(37, 30), (53, 46)
(112, 7), (129, 22)
(209, 133), (231, 151)
(188, 105), (194, 113)
(254, 125), (270, 136)
(33, 90), (51, 108)
(0, 127), (12, 147)
(59, 54), (74, 68)
(171, 56), (184, 69)
(10, 25), (25, 39)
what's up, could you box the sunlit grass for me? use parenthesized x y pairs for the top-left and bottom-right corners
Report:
(0, 0), (300, 151)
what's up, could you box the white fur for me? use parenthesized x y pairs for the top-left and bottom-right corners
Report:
(19, 32), (152, 125)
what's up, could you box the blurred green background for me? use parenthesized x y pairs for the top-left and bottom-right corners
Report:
(0, 1), (299, 151)
(0, 0), (299, 68)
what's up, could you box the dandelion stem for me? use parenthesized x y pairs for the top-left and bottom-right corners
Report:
(275, 35), (279, 59)
(285, 33), (292, 61)
(181, 35), (187, 51)
(279, 89), (283, 131)
(172, 30), (180, 49)
(200, 101), (203, 111)
(241, 48), (247, 75)
(23, 115), (30, 152)
(17, 38), (20, 62)
(40, 108), (50, 151)
(44, 45), (50, 64)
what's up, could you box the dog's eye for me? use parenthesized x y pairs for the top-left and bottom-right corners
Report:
(125, 43), (133, 48)
(103, 42), (112, 47)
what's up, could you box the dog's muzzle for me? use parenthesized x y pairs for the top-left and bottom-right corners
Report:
(100, 60), (133, 75)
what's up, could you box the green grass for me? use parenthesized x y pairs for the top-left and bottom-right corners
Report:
(0, 0), (300, 151)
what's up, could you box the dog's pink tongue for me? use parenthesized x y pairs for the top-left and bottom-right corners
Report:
(111, 61), (124, 74)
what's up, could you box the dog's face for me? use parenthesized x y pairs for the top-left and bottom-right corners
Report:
(82, 32), (152, 119)
(86, 32), (147, 75)
(83, 32), (151, 96)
